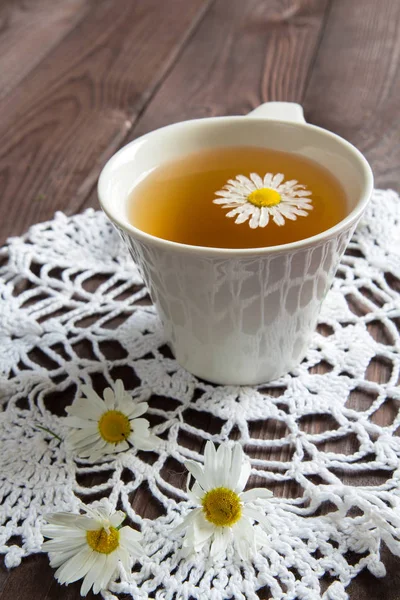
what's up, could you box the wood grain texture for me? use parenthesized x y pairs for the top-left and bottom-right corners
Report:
(0, 554), (96, 600)
(303, 0), (400, 189)
(124, 0), (330, 135)
(0, 0), (210, 244)
(0, 0), (91, 101)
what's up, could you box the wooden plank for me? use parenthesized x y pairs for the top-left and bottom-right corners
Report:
(0, 0), (90, 101)
(117, 0), (331, 137)
(303, 0), (400, 189)
(77, 0), (331, 216)
(0, 554), (96, 600)
(0, 0), (211, 244)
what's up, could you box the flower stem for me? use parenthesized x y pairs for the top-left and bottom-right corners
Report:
(35, 424), (62, 442)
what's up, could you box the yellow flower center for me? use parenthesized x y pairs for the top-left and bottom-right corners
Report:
(98, 410), (131, 444)
(247, 188), (281, 208)
(201, 487), (242, 527)
(86, 527), (119, 554)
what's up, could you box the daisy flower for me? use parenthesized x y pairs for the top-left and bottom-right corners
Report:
(42, 502), (143, 596)
(177, 441), (273, 561)
(213, 172), (313, 228)
(65, 379), (161, 461)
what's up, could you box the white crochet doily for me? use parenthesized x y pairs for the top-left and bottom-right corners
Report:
(1, 189), (400, 600)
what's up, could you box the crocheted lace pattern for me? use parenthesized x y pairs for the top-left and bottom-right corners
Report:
(0, 189), (399, 600)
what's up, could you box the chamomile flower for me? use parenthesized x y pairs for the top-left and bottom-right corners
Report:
(214, 172), (313, 228)
(177, 441), (273, 561)
(65, 379), (161, 461)
(42, 502), (143, 596)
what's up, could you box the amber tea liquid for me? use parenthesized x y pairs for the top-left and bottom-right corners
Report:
(127, 146), (348, 249)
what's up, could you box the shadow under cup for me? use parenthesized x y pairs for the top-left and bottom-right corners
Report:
(98, 117), (373, 385)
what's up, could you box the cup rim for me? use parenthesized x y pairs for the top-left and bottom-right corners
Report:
(98, 116), (374, 256)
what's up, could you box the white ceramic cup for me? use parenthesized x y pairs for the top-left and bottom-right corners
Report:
(98, 102), (373, 385)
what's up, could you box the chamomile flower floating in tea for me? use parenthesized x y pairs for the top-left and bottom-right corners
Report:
(65, 379), (161, 461)
(213, 172), (313, 228)
(177, 441), (273, 561)
(128, 146), (347, 248)
(42, 502), (143, 596)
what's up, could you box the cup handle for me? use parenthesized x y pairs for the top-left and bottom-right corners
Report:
(247, 101), (306, 123)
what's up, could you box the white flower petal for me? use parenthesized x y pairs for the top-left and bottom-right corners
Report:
(120, 525), (142, 545)
(66, 400), (103, 421)
(228, 443), (243, 490)
(210, 527), (230, 559)
(293, 189), (312, 197)
(235, 458), (251, 493)
(80, 552), (113, 597)
(191, 481), (204, 502)
(215, 190), (236, 198)
(64, 416), (98, 429)
(250, 173), (264, 189)
(185, 460), (208, 491)
(130, 433), (160, 451)
(225, 207), (243, 218)
(271, 173), (284, 188)
(259, 207), (270, 227)
(77, 441), (109, 459)
(270, 207), (285, 226)
(215, 443), (230, 485)
(109, 511), (126, 528)
(67, 429), (100, 446)
(55, 546), (95, 585)
(277, 204), (298, 221)
(103, 440), (129, 455)
(85, 552), (108, 595)
(127, 402), (148, 419)
(240, 487), (273, 502)
(80, 386), (105, 410)
(70, 437), (108, 457)
(42, 538), (87, 553)
(236, 175), (255, 193)
(187, 488), (201, 505)
(233, 515), (256, 560)
(263, 173), (273, 187)
(280, 179), (298, 190)
(42, 525), (86, 539)
(118, 546), (131, 575)
(249, 207), (261, 229)
(44, 513), (80, 526)
(193, 515), (215, 548)
(131, 417), (150, 433)
(204, 441), (218, 489)
(49, 548), (81, 568)
(114, 379), (124, 400)
(234, 207), (253, 224)
(242, 506), (272, 532)
(290, 208), (309, 217)
(103, 387), (115, 410)
(174, 508), (201, 533)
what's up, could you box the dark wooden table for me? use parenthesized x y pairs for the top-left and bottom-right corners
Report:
(1, 1), (400, 599)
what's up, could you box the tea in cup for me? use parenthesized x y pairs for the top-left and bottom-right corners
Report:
(98, 102), (373, 385)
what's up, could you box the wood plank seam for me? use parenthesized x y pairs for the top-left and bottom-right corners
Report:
(300, 0), (333, 105)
